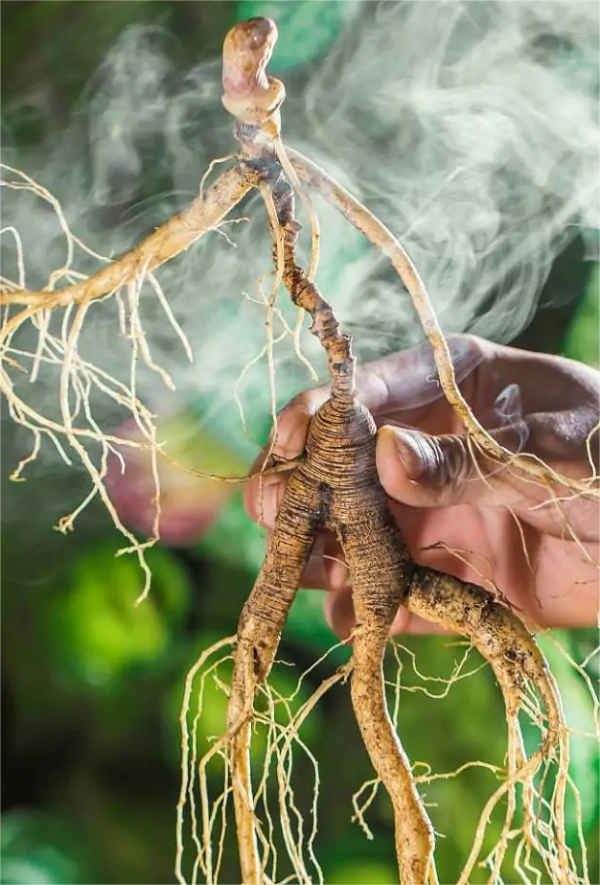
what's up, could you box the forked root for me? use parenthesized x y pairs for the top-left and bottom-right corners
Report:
(334, 465), (435, 884)
(221, 41), (576, 874)
(405, 570), (576, 884)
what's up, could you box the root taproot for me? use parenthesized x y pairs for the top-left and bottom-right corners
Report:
(226, 397), (572, 884)
(0, 16), (581, 885)
(227, 396), (436, 884)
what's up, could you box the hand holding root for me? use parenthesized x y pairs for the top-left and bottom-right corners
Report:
(246, 337), (600, 634)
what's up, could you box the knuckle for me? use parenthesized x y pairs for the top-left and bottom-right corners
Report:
(426, 434), (472, 496)
(449, 332), (486, 361)
(273, 385), (330, 458)
(281, 384), (330, 419)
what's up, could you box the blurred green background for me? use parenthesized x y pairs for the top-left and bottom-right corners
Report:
(1, 3), (598, 884)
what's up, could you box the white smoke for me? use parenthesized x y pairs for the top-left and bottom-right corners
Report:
(2, 0), (598, 465)
(294, 0), (599, 346)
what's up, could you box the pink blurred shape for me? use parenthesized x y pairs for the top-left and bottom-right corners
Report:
(106, 414), (244, 546)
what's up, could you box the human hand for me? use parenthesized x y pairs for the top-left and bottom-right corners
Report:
(244, 335), (599, 638)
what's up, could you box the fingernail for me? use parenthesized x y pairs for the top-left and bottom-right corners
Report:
(259, 479), (283, 528)
(384, 427), (426, 481)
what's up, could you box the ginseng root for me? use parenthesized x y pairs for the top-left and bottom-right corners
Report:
(216, 18), (575, 885)
(1, 16), (586, 885)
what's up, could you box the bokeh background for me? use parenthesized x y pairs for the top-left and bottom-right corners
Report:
(1, 2), (599, 884)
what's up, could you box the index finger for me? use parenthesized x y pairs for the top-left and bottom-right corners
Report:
(356, 334), (485, 421)
(243, 385), (328, 526)
(271, 334), (485, 456)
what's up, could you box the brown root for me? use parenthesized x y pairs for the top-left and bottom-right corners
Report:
(405, 570), (575, 884)
(0, 160), (259, 593)
(0, 163), (256, 311)
(2, 17), (592, 885)
(228, 466), (323, 882)
(209, 21), (584, 880)
(270, 144), (436, 880)
(342, 529), (436, 883)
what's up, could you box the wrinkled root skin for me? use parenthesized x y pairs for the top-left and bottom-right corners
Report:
(406, 570), (550, 693)
(228, 467), (322, 883)
(228, 397), (436, 883)
(405, 567), (561, 754)
(228, 396), (563, 884)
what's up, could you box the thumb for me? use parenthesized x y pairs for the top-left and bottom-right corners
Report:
(376, 425), (507, 508)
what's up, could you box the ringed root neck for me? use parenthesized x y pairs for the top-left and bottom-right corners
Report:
(226, 402), (567, 885)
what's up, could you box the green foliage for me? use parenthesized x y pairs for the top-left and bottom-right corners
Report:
(563, 264), (600, 367)
(328, 860), (398, 884)
(0, 812), (91, 885)
(46, 542), (190, 686)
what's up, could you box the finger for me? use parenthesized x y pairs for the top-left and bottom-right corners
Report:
(278, 334), (485, 446)
(391, 605), (452, 636)
(376, 423), (528, 509)
(299, 532), (347, 590)
(272, 385), (330, 458)
(243, 471), (287, 527)
(243, 387), (330, 527)
(244, 335), (488, 526)
(245, 419), (505, 530)
(246, 334), (487, 524)
(354, 334), (486, 418)
(324, 587), (451, 639)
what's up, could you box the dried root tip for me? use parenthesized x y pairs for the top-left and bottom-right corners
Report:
(333, 485), (431, 883)
(350, 631), (435, 885)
